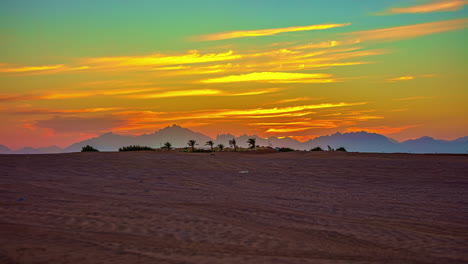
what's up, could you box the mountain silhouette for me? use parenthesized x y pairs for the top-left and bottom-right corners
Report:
(0, 144), (11, 154)
(304, 132), (402, 153)
(1, 125), (467, 154)
(63, 124), (211, 152)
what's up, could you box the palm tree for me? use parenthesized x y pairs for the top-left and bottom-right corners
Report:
(247, 138), (256, 149)
(187, 139), (197, 152)
(205, 140), (214, 151)
(229, 138), (237, 152)
(163, 142), (172, 151)
(217, 144), (225, 151)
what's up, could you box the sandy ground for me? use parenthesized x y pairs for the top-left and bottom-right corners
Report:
(0, 151), (467, 264)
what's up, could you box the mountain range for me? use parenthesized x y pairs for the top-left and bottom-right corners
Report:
(1, 124), (468, 154)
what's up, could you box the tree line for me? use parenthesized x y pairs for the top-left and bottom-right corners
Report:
(81, 138), (346, 152)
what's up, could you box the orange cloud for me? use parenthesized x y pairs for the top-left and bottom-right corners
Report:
(263, 120), (342, 133)
(193, 23), (351, 41)
(346, 18), (468, 42)
(129, 89), (221, 99)
(288, 135), (319, 142)
(200, 72), (334, 83)
(15, 107), (123, 115)
(382, 0), (467, 14)
(112, 102), (365, 129)
(346, 125), (421, 134)
(39, 88), (156, 100)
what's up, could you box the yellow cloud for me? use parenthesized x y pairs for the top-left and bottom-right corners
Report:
(0, 64), (64, 73)
(346, 18), (468, 42)
(128, 88), (279, 99)
(393, 96), (433, 101)
(274, 97), (313, 104)
(129, 89), (222, 99)
(201, 72), (333, 83)
(387, 76), (415, 82)
(382, 0), (467, 14)
(265, 127), (312, 133)
(193, 23), (351, 41)
(192, 102), (366, 118)
(85, 50), (241, 67)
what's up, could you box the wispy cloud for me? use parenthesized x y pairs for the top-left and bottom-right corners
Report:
(14, 107), (123, 115)
(380, 0), (467, 15)
(0, 64), (64, 73)
(387, 74), (437, 82)
(193, 23), (351, 41)
(265, 127), (314, 133)
(200, 72), (336, 83)
(128, 88), (280, 99)
(393, 96), (434, 101)
(34, 116), (125, 134)
(112, 102), (366, 133)
(273, 97), (314, 104)
(387, 76), (415, 82)
(292, 39), (361, 50)
(84, 50), (241, 68)
(39, 88), (156, 100)
(346, 18), (468, 42)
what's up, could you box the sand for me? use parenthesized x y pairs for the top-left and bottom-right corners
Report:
(0, 151), (467, 263)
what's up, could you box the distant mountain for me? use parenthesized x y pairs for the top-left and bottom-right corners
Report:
(14, 146), (63, 154)
(63, 124), (211, 152)
(453, 136), (468, 143)
(304, 132), (403, 153)
(135, 124), (211, 148)
(0, 144), (11, 154)
(3, 125), (468, 154)
(63, 132), (137, 152)
(401, 136), (468, 154)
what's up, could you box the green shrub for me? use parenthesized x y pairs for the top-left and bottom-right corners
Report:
(81, 145), (99, 152)
(119, 145), (155, 151)
(336, 147), (347, 152)
(311, 146), (324, 151)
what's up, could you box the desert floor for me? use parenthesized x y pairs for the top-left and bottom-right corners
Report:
(0, 151), (467, 264)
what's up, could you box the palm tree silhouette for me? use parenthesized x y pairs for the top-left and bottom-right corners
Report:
(229, 138), (237, 152)
(205, 140), (214, 151)
(217, 144), (225, 151)
(247, 138), (256, 149)
(188, 139), (197, 152)
(163, 142), (172, 151)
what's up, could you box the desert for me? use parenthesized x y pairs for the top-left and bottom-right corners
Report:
(1, 151), (467, 263)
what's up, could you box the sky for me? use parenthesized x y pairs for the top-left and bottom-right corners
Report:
(0, 0), (467, 149)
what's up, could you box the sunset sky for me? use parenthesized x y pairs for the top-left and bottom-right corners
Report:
(1, 0), (467, 149)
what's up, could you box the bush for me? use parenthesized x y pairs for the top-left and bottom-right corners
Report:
(119, 145), (155, 151)
(336, 147), (347, 152)
(277, 147), (295, 152)
(81, 145), (99, 152)
(311, 146), (324, 151)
